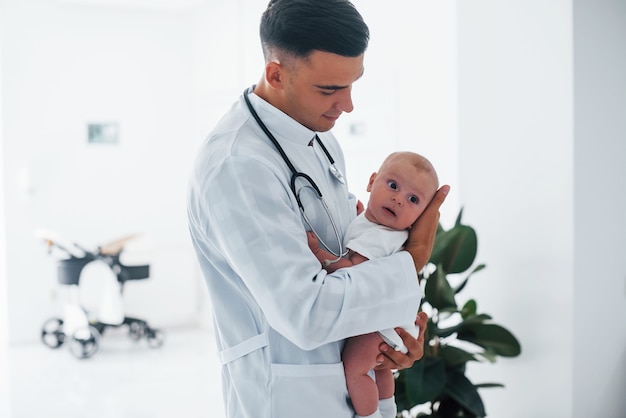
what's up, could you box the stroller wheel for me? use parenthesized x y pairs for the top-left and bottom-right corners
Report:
(41, 317), (65, 349)
(128, 321), (145, 341)
(69, 326), (101, 359)
(146, 329), (164, 349)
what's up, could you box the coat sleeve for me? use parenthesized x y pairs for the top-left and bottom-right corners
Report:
(194, 155), (421, 350)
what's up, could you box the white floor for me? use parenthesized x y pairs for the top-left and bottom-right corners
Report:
(7, 326), (226, 418)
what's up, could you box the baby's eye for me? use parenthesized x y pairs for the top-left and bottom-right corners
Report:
(409, 195), (419, 204)
(387, 181), (398, 190)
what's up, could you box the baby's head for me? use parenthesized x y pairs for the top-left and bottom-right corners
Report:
(364, 151), (439, 231)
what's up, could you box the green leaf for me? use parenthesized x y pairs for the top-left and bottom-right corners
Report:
(457, 323), (522, 357)
(434, 396), (466, 417)
(477, 349), (499, 363)
(464, 313), (492, 324)
(433, 324), (459, 339)
(433, 314), (491, 339)
(430, 225), (478, 274)
(443, 371), (486, 417)
(397, 356), (447, 408)
(440, 345), (477, 368)
(471, 263), (486, 274)
(455, 264), (486, 294)
(454, 277), (470, 295)
(455, 207), (464, 226)
(425, 266), (457, 311)
(475, 383), (505, 389)
(437, 306), (461, 315)
(461, 300), (477, 318)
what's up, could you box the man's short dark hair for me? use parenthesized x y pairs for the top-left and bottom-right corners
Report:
(260, 0), (369, 60)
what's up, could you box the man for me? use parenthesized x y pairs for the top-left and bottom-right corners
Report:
(187, 1), (449, 417)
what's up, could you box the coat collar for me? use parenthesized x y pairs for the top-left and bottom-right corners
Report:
(243, 88), (316, 147)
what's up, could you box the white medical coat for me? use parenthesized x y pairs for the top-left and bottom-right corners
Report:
(187, 90), (422, 418)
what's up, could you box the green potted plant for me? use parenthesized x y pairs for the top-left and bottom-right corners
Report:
(395, 209), (521, 417)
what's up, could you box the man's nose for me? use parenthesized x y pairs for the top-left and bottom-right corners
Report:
(336, 88), (354, 113)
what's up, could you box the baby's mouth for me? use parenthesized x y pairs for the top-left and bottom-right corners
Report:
(383, 207), (396, 217)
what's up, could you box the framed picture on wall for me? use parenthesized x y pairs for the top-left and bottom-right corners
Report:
(87, 123), (119, 144)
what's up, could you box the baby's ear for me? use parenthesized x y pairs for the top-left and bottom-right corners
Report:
(366, 172), (377, 192)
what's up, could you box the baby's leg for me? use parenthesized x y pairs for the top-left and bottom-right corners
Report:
(374, 368), (394, 400)
(374, 369), (396, 418)
(343, 332), (386, 417)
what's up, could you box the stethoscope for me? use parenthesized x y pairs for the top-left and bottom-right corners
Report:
(243, 87), (348, 262)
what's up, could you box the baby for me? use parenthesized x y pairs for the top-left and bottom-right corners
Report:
(308, 151), (439, 418)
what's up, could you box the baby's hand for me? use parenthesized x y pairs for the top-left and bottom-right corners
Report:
(306, 231), (320, 251)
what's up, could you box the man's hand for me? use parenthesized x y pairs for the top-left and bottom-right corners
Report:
(404, 185), (450, 273)
(306, 231), (319, 250)
(307, 231), (326, 264)
(375, 312), (428, 370)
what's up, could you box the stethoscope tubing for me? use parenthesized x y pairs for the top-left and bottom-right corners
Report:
(244, 87), (336, 201)
(243, 87), (347, 260)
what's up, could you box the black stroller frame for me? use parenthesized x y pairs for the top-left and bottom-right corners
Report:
(40, 235), (164, 359)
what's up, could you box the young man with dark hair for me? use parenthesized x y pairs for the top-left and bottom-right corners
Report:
(187, 1), (449, 417)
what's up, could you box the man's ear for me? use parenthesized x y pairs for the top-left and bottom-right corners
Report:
(264, 61), (284, 89)
(366, 172), (377, 192)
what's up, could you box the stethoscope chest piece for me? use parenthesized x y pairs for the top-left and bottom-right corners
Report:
(329, 165), (345, 184)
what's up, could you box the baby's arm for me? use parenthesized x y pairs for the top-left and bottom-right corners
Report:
(306, 231), (368, 273)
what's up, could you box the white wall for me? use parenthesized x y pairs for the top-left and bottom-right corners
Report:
(458, 0), (626, 417)
(190, 0), (266, 150)
(1, 0), (202, 343)
(457, 1), (575, 416)
(573, 0), (626, 416)
(0, 4), (12, 411)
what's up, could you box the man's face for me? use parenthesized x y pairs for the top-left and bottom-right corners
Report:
(279, 50), (364, 132)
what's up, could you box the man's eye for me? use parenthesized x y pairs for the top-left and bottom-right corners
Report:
(320, 90), (335, 96)
(387, 181), (397, 190)
(409, 196), (419, 204)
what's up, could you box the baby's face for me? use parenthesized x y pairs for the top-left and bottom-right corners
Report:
(364, 159), (438, 231)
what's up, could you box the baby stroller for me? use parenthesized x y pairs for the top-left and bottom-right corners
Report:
(38, 232), (164, 359)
